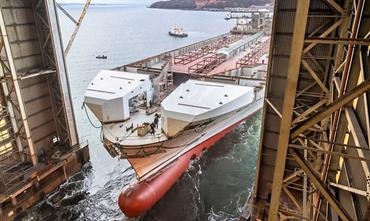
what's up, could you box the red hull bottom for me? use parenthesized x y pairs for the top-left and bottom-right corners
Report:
(118, 113), (256, 218)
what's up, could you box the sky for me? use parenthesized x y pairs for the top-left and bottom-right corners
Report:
(57, 0), (157, 4)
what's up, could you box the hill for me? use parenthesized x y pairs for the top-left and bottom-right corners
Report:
(149, 0), (273, 10)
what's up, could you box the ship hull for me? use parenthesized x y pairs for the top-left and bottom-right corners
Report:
(168, 31), (188, 37)
(118, 97), (263, 217)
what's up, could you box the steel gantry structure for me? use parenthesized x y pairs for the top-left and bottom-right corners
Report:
(0, 1), (89, 220)
(248, 0), (370, 220)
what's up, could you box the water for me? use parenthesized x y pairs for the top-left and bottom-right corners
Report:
(17, 3), (261, 221)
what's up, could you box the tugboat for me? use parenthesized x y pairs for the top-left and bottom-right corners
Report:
(168, 25), (188, 37)
(84, 69), (264, 217)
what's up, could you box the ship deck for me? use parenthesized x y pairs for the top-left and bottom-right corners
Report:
(104, 111), (216, 179)
(103, 108), (168, 146)
(207, 47), (253, 75)
(126, 96), (264, 180)
(125, 114), (230, 179)
(127, 129), (201, 179)
(170, 35), (270, 75)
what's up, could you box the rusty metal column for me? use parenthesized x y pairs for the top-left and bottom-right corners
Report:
(267, 0), (310, 220)
(0, 55), (24, 160)
(0, 8), (38, 165)
(45, 0), (78, 147)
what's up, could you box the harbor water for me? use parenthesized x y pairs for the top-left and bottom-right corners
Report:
(17, 3), (262, 221)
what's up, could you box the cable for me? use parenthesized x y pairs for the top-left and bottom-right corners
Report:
(100, 127), (104, 142)
(82, 102), (102, 129)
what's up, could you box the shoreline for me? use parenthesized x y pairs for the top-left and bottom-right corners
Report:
(59, 3), (230, 12)
(148, 6), (229, 12)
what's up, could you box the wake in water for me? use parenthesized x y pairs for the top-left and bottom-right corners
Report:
(201, 111), (262, 221)
(16, 160), (136, 221)
(207, 208), (240, 221)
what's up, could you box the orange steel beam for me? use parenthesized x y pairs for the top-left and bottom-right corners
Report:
(267, 1), (311, 220)
(315, 2), (366, 217)
(290, 149), (352, 221)
(291, 79), (370, 139)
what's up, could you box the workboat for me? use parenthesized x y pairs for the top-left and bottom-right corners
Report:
(168, 25), (188, 37)
(84, 68), (264, 217)
(96, 55), (107, 59)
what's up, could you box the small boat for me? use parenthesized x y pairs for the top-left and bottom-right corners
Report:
(224, 13), (232, 20)
(96, 55), (107, 59)
(168, 25), (188, 37)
